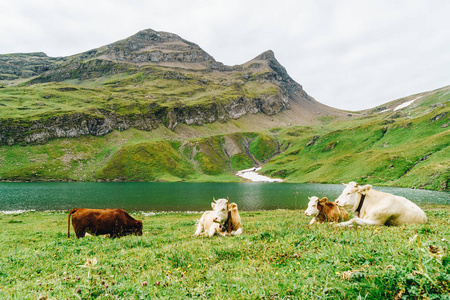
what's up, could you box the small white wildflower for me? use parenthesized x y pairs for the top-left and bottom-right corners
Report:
(79, 257), (98, 268)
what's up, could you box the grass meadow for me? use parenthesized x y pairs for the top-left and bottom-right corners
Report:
(1, 206), (449, 299)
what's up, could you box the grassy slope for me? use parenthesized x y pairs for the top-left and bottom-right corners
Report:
(0, 65), (279, 122)
(264, 93), (450, 191)
(1, 208), (449, 299)
(0, 78), (449, 190)
(0, 128), (274, 183)
(0, 102), (448, 190)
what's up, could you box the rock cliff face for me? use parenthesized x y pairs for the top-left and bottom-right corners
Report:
(0, 92), (289, 145)
(0, 29), (342, 146)
(0, 52), (62, 80)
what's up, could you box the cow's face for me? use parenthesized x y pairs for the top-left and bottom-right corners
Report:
(211, 197), (229, 225)
(135, 220), (143, 236)
(335, 182), (372, 210)
(305, 196), (320, 216)
(305, 197), (327, 216)
(125, 220), (143, 236)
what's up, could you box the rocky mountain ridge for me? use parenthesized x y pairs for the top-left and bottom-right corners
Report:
(0, 29), (343, 146)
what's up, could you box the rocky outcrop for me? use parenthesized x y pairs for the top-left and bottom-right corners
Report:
(0, 52), (62, 80)
(0, 92), (289, 145)
(0, 113), (113, 145)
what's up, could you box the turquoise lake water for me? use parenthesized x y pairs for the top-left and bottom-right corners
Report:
(0, 182), (448, 212)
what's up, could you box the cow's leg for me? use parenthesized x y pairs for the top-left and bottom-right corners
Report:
(335, 219), (355, 227)
(351, 217), (384, 226)
(231, 227), (243, 236)
(208, 225), (216, 237)
(194, 222), (204, 236)
(194, 215), (206, 236)
(308, 217), (317, 225)
(336, 217), (384, 227)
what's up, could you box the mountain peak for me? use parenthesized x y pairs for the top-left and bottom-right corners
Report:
(249, 50), (292, 86)
(253, 50), (275, 61)
(124, 28), (185, 46)
(90, 28), (216, 66)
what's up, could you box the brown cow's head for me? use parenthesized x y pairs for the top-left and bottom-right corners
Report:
(124, 220), (142, 235)
(229, 202), (238, 212)
(136, 220), (143, 236)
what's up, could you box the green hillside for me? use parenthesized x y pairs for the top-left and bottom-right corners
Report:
(264, 100), (450, 191)
(0, 86), (448, 191)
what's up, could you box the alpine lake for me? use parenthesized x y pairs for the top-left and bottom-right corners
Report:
(0, 182), (448, 212)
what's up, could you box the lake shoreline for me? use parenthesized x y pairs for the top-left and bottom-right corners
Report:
(2, 203), (449, 216)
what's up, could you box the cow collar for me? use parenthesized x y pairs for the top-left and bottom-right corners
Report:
(355, 194), (366, 214)
(221, 211), (233, 233)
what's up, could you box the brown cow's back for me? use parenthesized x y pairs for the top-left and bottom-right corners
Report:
(317, 202), (349, 223)
(68, 208), (142, 238)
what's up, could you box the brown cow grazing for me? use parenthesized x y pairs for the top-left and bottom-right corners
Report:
(67, 208), (143, 238)
(305, 196), (349, 225)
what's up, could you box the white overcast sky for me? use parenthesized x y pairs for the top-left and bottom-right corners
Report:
(1, 0), (449, 110)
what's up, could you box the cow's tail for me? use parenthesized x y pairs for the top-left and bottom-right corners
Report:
(67, 209), (78, 238)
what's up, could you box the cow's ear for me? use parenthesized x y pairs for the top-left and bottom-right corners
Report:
(211, 202), (216, 209)
(319, 197), (327, 203)
(358, 185), (372, 194)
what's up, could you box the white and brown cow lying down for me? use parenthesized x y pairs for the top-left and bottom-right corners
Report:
(305, 196), (349, 224)
(335, 182), (427, 227)
(68, 208), (143, 238)
(194, 198), (243, 237)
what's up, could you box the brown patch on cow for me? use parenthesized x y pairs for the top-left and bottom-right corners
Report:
(316, 198), (349, 223)
(221, 202), (242, 235)
(68, 208), (143, 238)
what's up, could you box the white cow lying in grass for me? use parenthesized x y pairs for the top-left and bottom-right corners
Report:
(194, 198), (230, 237)
(194, 198), (243, 237)
(335, 182), (427, 227)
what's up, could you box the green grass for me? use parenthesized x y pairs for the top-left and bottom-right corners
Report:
(249, 134), (278, 162)
(263, 103), (450, 191)
(1, 207), (449, 299)
(0, 64), (281, 122)
(231, 153), (253, 170)
(0, 130), (276, 182)
(95, 140), (195, 181)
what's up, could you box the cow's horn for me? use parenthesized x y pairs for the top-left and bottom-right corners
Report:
(213, 197), (217, 203)
(227, 197), (229, 201)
